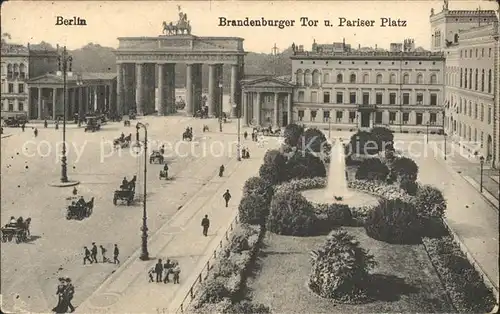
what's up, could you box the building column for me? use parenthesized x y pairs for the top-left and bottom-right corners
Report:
(78, 87), (84, 119)
(71, 88), (76, 118)
(215, 64), (223, 117)
(274, 92), (279, 127)
(116, 63), (123, 115)
(186, 63), (193, 115)
(52, 88), (57, 120)
(287, 93), (292, 125)
(230, 64), (238, 118)
(136, 63), (144, 115)
(38, 87), (43, 119)
(369, 112), (374, 128)
(157, 64), (165, 115)
(208, 64), (216, 117)
(165, 63), (176, 114)
(255, 92), (261, 125)
(193, 64), (203, 114)
(94, 86), (99, 111)
(242, 91), (248, 125)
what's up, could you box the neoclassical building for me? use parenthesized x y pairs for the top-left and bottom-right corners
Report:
(290, 49), (446, 133)
(430, 3), (499, 167)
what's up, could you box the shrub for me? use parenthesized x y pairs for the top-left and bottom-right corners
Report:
(346, 131), (378, 156)
(371, 126), (394, 152)
(308, 229), (376, 302)
(225, 224), (261, 254)
(400, 175), (419, 195)
(267, 189), (318, 236)
(260, 149), (287, 184)
(223, 300), (271, 314)
(355, 158), (390, 181)
(364, 199), (423, 244)
(315, 203), (353, 229)
(302, 128), (330, 153)
(286, 151), (326, 180)
(415, 185), (447, 220)
(238, 193), (270, 226)
(275, 177), (326, 193)
(391, 156), (419, 181)
(243, 176), (269, 195)
(283, 123), (303, 147)
(198, 278), (232, 305)
(212, 258), (241, 279)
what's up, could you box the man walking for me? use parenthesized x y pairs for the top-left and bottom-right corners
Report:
(83, 247), (92, 265)
(154, 259), (163, 283)
(113, 244), (120, 264)
(219, 164), (225, 177)
(201, 215), (210, 237)
(163, 259), (173, 283)
(100, 245), (108, 263)
(64, 278), (75, 313)
(91, 242), (98, 263)
(223, 189), (231, 207)
(172, 262), (181, 284)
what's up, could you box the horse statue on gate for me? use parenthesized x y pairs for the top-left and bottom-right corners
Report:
(162, 21), (178, 35)
(176, 12), (191, 35)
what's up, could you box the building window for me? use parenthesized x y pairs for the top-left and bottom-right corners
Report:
(311, 91), (318, 103)
(481, 131), (484, 146)
(481, 48), (484, 57)
(375, 112), (382, 124)
(416, 113), (423, 125)
(460, 68), (463, 87)
(464, 68), (467, 88)
(362, 73), (369, 84)
(403, 73), (409, 84)
(336, 111), (343, 123)
(416, 93), (423, 105)
(488, 48), (492, 57)
(323, 91), (330, 103)
(481, 69), (485, 91)
(362, 92), (369, 105)
(323, 73), (330, 84)
(312, 70), (320, 86)
(403, 93), (409, 105)
(264, 95), (272, 103)
(310, 110), (317, 121)
(474, 69), (478, 90)
(336, 92), (343, 104)
(8, 83), (14, 93)
(350, 74), (356, 83)
(18, 102), (24, 111)
(474, 128), (477, 142)
(488, 107), (492, 124)
(430, 93), (437, 106)
(376, 93), (382, 105)
(298, 110), (304, 121)
(18, 83), (24, 93)
(465, 50), (468, 58)
(416, 74), (423, 84)
(488, 69), (492, 93)
(481, 104), (484, 121)
(349, 111), (356, 123)
(349, 92), (356, 104)
(296, 70), (304, 86)
(430, 113), (437, 124)
(460, 50), (463, 58)
(475, 48), (478, 58)
(337, 73), (343, 83)
(389, 93), (396, 105)
(430, 74), (437, 84)
(298, 91), (304, 102)
(474, 103), (478, 119)
(402, 112), (409, 124)
(376, 74), (382, 84)
(389, 112), (396, 124)
(323, 110), (330, 122)
(389, 74), (396, 84)
(304, 70), (312, 86)
(8, 102), (14, 111)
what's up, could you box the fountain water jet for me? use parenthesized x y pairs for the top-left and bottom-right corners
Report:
(301, 138), (379, 207)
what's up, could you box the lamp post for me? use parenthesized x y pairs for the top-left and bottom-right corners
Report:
(233, 102), (241, 161)
(136, 122), (149, 261)
(56, 46), (73, 183)
(426, 121), (430, 144)
(219, 82), (223, 132)
(328, 116), (331, 139)
(479, 155), (485, 193)
(444, 132), (447, 160)
(76, 74), (83, 127)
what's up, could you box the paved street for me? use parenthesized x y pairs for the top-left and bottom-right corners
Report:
(0, 116), (258, 313)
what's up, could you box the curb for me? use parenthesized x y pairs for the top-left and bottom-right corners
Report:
(1, 134), (13, 139)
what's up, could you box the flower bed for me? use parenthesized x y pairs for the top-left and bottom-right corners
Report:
(191, 223), (268, 312)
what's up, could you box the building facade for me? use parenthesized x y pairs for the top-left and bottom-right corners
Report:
(1, 43), (58, 116)
(431, 4), (499, 167)
(290, 50), (446, 133)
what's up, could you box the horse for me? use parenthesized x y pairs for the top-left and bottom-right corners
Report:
(162, 22), (178, 35)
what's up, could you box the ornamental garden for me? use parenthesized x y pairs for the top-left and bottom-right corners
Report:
(188, 125), (496, 314)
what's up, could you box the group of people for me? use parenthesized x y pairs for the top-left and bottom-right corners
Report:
(148, 258), (181, 284)
(120, 176), (137, 191)
(83, 243), (120, 265)
(52, 277), (75, 313)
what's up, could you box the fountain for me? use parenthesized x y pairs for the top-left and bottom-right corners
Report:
(302, 138), (380, 207)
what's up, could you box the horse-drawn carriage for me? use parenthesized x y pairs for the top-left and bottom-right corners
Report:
(84, 116), (101, 132)
(66, 197), (94, 220)
(262, 127), (281, 137)
(113, 177), (136, 205)
(182, 129), (193, 141)
(150, 150), (165, 164)
(1, 217), (31, 243)
(114, 134), (132, 149)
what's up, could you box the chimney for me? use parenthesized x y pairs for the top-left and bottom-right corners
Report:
(375, 44), (378, 49)
(358, 43), (361, 49)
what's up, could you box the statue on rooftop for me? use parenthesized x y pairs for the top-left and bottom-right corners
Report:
(443, 0), (449, 11)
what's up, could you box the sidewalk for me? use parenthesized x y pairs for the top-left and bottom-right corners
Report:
(76, 145), (264, 313)
(433, 140), (499, 210)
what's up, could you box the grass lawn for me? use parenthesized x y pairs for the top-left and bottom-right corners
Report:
(247, 227), (455, 313)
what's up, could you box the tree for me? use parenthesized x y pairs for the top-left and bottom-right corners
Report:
(355, 158), (390, 181)
(346, 131), (378, 156)
(302, 128), (330, 154)
(308, 229), (376, 302)
(391, 156), (419, 181)
(286, 151), (326, 181)
(371, 127), (394, 152)
(415, 185), (447, 220)
(283, 123), (304, 147)
(261, 149), (287, 184)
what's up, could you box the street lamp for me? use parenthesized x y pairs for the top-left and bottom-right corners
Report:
(136, 122), (149, 261)
(56, 46), (73, 183)
(233, 102), (241, 161)
(76, 74), (84, 127)
(426, 121), (430, 144)
(219, 82), (223, 132)
(479, 155), (485, 193)
(444, 132), (447, 160)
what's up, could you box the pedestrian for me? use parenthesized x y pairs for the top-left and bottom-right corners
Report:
(219, 164), (225, 177)
(44, 120), (48, 128)
(34, 128), (38, 137)
(72, 187), (78, 196)
(100, 245), (108, 263)
(91, 242), (98, 263)
(113, 244), (120, 264)
(64, 278), (75, 313)
(21, 123), (25, 132)
(52, 277), (68, 313)
(244, 131), (248, 140)
(163, 259), (173, 283)
(155, 259), (163, 283)
(83, 247), (92, 265)
(172, 262), (181, 284)
(201, 215), (210, 237)
(223, 189), (232, 207)
(148, 267), (155, 283)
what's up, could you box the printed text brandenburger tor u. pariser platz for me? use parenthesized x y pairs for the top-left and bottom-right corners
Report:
(218, 17), (296, 29)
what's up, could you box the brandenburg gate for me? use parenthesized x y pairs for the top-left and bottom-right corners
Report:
(115, 13), (246, 117)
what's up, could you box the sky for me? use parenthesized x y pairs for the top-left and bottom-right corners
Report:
(1, 0), (498, 53)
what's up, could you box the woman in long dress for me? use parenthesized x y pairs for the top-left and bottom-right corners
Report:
(52, 278), (68, 313)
